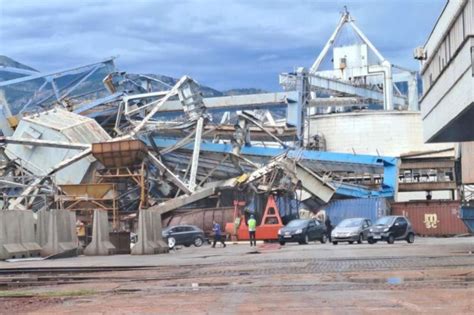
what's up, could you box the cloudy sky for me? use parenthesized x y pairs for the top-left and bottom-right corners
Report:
(0, 0), (445, 91)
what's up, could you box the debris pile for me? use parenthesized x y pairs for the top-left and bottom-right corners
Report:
(0, 51), (397, 258)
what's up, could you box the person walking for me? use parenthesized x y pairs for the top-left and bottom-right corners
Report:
(325, 216), (333, 242)
(247, 214), (257, 247)
(212, 220), (226, 248)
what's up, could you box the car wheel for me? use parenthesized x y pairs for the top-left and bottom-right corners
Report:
(279, 241), (286, 246)
(349, 241), (354, 244)
(332, 241), (338, 245)
(320, 234), (327, 244)
(357, 234), (363, 244)
(406, 233), (415, 244)
(368, 238), (376, 244)
(168, 237), (176, 249)
(193, 237), (204, 247)
(387, 234), (395, 244)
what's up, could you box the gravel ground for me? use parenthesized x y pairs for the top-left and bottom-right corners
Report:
(0, 237), (473, 314)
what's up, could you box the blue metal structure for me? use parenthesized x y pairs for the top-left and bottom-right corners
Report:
(0, 57), (116, 116)
(73, 92), (124, 114)
(149, 137), (398, 198)
(460, 205), (474, 233)
(325, 197), (390, 226)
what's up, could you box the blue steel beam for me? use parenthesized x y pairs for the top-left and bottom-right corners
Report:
(0, 66), (39, 76)
(73, 92), (124, 114)
(0, 57), (116, 87)
(149, 137), (398, 198)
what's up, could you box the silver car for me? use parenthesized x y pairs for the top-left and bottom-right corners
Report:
(331, 218), (372, 245)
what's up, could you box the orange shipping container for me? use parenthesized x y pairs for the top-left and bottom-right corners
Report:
(391, 200), (469, 236)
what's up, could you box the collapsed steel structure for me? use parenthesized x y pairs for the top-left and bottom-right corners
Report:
(0, 8), (405, 258)
(0, 58), (398, 257)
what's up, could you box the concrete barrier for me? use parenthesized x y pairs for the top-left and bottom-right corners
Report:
(84, 210), (116, 256)
(131, 209), (168, 255)
(0, 210), (41, 260)
(36, 207), (49, 247)
(19, 210), (42, 257)
(0, 211), (27, 259)
(39, 209), (79, 257)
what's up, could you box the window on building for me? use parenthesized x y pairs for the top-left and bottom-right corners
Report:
(448, 34), (451, 59)
(471, 46), (474, 76)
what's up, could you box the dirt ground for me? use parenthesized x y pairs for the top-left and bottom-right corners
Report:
(0, 237), (473, 314)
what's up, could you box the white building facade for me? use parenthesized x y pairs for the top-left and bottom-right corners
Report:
(419, 0), (474, 142)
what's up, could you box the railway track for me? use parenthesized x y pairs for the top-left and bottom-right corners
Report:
(1, 255), (473, 290)
(0, 266), (155, 275)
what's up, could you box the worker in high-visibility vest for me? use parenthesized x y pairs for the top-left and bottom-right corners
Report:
(247, 215), (257, 247)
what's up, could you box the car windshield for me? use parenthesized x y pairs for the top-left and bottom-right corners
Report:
(286, 220), (307, 228)
(375, 217), (394, 225)
(338, 218), (363, 228)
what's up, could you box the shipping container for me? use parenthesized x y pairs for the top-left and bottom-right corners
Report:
(324, 198), (390, 226)
(460, 204), (474, 233)
(391, 200), (469, 236)
(162, 207), (234, 236)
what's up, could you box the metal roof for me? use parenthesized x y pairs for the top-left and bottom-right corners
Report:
(22, 108), (111, 143)
(23, 108), (95, 131)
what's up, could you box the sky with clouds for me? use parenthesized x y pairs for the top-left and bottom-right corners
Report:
(0, 0), (446, 91)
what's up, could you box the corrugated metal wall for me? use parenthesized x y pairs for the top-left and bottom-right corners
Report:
(325, 198), (390, 226)
(391, 201), (469, 236)
(276, 196), (299, 224)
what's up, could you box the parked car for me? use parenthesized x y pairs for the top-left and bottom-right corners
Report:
(278, 219), (327, 245)
(367, 216), (415, 244)
(162, 225), (206, 249)
(331, 217), (372, 245)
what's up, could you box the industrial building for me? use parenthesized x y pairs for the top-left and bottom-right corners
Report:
(0, 6), (472, 263)
(1, 2), (474, 312)
(278, 8), (458, 203)
(418, 0), (474, 143)
(415, 0), (474, 232)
